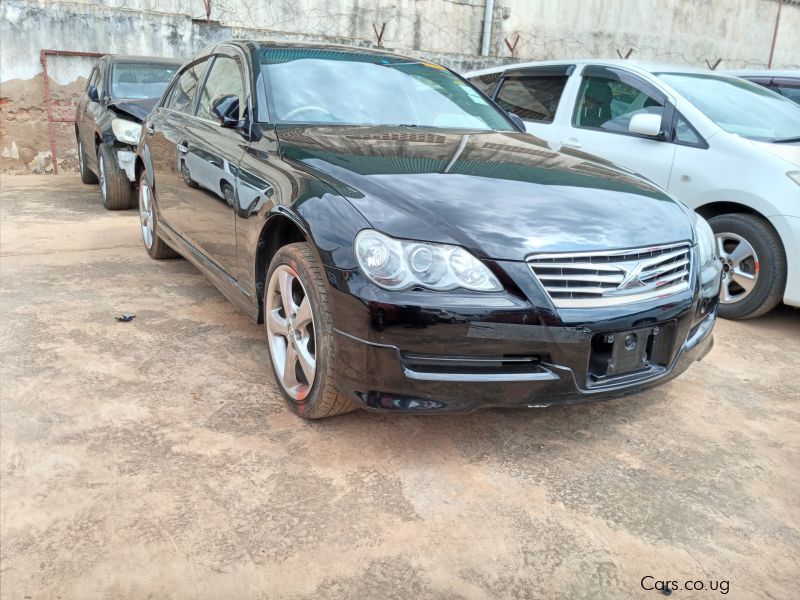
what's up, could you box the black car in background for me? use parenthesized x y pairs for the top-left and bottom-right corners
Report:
(75, 54), (182, 209)
(727, 70), (800, 104)
(135, 41), (722, 419)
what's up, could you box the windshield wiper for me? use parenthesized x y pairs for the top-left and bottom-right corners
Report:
(770, 136), (800, 144)
(378, 123), (420, 128)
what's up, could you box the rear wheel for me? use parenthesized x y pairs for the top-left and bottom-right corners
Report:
(709, 213), (786, 320)
(264, 243), (359, 419)
(77, 137), (98, 184)
(97, 143), (133, 210)
(138, 169), (178, 259)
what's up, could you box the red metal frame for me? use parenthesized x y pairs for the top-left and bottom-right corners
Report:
(40, 49), (104, 174)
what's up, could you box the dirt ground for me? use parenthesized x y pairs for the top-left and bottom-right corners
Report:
(1, 174), (798, 600)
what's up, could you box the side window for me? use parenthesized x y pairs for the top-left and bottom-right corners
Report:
(672, 112), (705, 147)
(775, 85), (800, 104)
(468, 73), (501, 96)
(196, 56), (245, 121)
(165, 60), (209, 114)
(574, 75), (664, 133)
(86, 67), (99, 90)
(495, 76), (569, 123)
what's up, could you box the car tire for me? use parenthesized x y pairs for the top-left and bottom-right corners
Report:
(138, 168), (179, 260)
(709, 213), (786, 320)
(97, 143), (133, 210)
(77, 137), (98, 184)
(264, 242), (360, 419)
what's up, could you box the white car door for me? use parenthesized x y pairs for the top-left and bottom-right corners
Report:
(490, 65), (576, 148)
(557, 65), (678, 189)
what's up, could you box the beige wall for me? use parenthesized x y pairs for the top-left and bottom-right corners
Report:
(1, 0), (798, 173)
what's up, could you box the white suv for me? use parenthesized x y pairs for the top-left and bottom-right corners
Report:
(466, 61), (800, 319)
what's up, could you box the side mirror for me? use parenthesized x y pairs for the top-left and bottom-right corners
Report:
(88, 85), (100, 102)
(507, 112), (526, 132)
(628, 113), (663, 138)
(211, 94), (241, 128)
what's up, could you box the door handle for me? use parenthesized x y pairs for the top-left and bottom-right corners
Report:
(177, 143), (188, 154)
(146, 123), (155, 136)
(561, 139), (582, 149)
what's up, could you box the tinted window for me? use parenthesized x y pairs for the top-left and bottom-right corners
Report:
(166, 60), (208, 113)
(495, 76), (568, 123)
(87, 67), (99, 90)
(110, 62), (179, 100)
(468, 73), (501, 96)
(255, 48), (513, 130)
(196, 56), (245, 121)
(574, 75), (664, 131)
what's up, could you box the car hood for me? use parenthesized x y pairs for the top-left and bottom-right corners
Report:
(749, 139), (800, 168)
(276, 126), (695, 260)
(107, 97), (159, 122)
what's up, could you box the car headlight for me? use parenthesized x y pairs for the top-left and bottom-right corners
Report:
(788, 171), (800, 187)
(354, 229), (503, 292)
(693, 213), (717, 268)
(111, 118), (142, 145)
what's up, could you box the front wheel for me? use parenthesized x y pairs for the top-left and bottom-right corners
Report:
(709, 213), (786, 320)
(264, 243), (359, 419)
(97, 143), (133, 210)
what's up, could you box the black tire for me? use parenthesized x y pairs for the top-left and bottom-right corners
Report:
(138, 169), (179, 260)
(97, 143), (133, 210)
(265, 243), (360, 419)
(77, 137), (98, 184)
(709, 213), (786, 320)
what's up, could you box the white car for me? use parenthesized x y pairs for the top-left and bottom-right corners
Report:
(466, 60), (800, 319)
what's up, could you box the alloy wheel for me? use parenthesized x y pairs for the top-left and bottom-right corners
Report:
(266, 265), (316, 400)
(138, 178), (154, 249)
(78, 141), (84, 172)
(716, 232), (759, 304)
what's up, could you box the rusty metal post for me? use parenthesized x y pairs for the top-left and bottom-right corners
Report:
(768, 0), (783, 68)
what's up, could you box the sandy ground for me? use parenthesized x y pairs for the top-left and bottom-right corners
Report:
(1, 174), (799, 600)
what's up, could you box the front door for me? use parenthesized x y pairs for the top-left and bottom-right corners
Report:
(144, 58), (210, 227)
(177, 53), (247, 278)
(559, 65), (677, 189)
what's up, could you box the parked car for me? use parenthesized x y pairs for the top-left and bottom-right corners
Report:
(135, 42), (720, 418)
(75, 54), (182, 209)
(466, 60), (800, 319)
(726, 70), (800, 104)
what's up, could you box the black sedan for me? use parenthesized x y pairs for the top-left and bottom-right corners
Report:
(76, 54), (181, 209)
(135, 41), (722, 418)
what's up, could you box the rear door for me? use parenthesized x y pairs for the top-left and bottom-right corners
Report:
(177, 50), (248, 278)
(143, 58), (210, 228)
(491, 65), (574, 145)
(559, 65), (677, 189)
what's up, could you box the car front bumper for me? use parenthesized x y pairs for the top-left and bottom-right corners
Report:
(327, 261), (719, 413)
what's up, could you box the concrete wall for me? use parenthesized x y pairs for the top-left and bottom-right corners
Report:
(1, 0), (798, 173)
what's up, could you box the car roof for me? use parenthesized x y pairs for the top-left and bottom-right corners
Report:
(464, 58), (723, 78)
(725, 69), (800, 79)
(210, 40), (428, 63)
(105, 54), (184, 65)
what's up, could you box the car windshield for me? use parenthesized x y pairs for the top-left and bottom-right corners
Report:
(110, 62), (180, 100)
(255, 48), (513, 130)
(658, 72), (800, 142)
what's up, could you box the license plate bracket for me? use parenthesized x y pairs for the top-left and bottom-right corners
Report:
(590, 326), (658, 379)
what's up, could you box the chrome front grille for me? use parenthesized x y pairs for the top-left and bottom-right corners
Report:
(527, 242), (692, 308)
